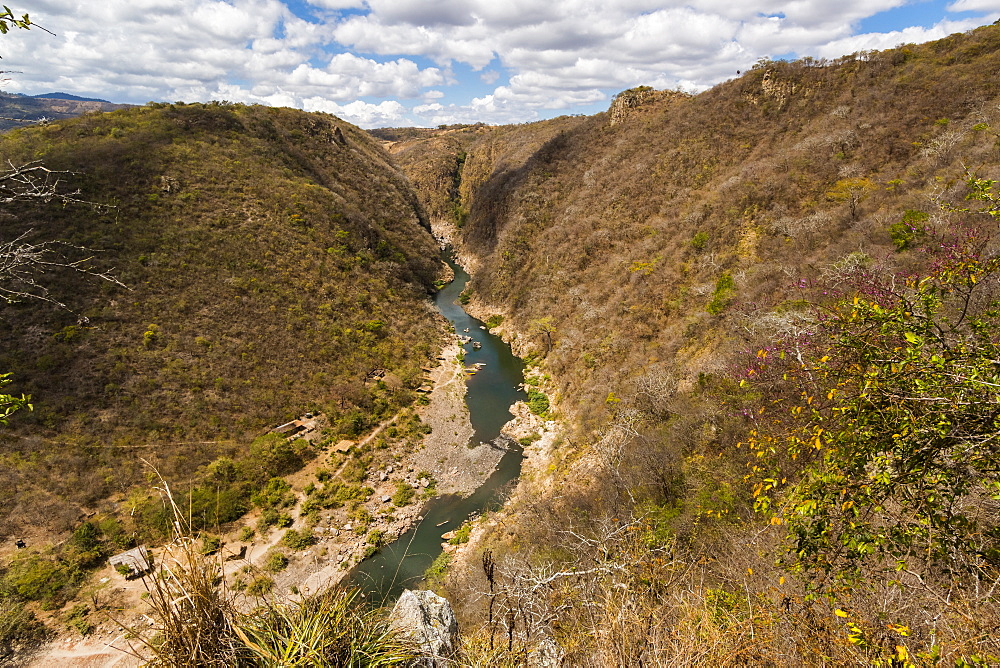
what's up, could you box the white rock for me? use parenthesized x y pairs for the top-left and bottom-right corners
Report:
(390, 589), (458, 666)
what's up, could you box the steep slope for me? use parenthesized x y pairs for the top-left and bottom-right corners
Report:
(388, 24), (1000, 664)
(0, 103), (443, 540)
(458, 25), (1000, 428)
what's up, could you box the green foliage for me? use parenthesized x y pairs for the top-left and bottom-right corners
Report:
(0, 552), (82, 609)
(749, 253), (1000, 591)
(246, 575), (274, 596)
(64, 604), (92, 636)
(0, 6), (33, 34)
(690, 231), (709, 251)
(527, 389), (550, 417)
(280, 528), (315, 551)
(263, 550), (288, 573)
(0, 596), (48, 656)
(888, 209), (929, 250)
(300, 481), (373, 513)
(252, 477), (295, 510)
(825, 177), (876, 218)
(0, 373), (29, 426)
(233, 589), (417, 665)
(200, 535), (221, 555)
(423, 550), (452, 582)
(485, 314), (504, 328)
(142, 323), (159, 348)
(706, 273), (735, 315)
(448, 520), (473, 545)
(518, 433), (541, 447)
(391, 481), (415, 507)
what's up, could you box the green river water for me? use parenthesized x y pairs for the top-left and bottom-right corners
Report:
(346, 250), (527, 605)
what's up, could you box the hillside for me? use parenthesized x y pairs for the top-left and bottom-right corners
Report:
(0, 102), (444, 545)
(6, 22), (1000, 666)
(455, 34), (1000, 424)
(387, 24), (1000, 664)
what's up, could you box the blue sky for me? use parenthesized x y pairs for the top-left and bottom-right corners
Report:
(6, 0), (1000, 127)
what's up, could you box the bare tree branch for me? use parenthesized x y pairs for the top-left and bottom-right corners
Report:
(0, 161), (125, 308)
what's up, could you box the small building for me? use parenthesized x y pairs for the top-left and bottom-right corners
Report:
(334, 439), (355, 453)
(110, 545), (152, 579)
(273, 420), (305, 435)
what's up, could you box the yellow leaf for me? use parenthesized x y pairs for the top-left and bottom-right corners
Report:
(770, 516), (783, 525)
(747, 567), (753, 575)
(835, 608), (848, 618)
(779, 576), (785, 585)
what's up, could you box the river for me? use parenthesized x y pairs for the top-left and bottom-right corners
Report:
(345, 249), (526, 605)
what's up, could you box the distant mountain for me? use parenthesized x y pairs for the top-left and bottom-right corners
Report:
(0, 91), (130, 131)
(30, 91), (113, 103)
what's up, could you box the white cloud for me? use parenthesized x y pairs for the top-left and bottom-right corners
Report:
(813, 17), (994, 58)
(303, 98), (409, 126)
(948, 0), (1000, 10)
(5, 0), (1000, 127)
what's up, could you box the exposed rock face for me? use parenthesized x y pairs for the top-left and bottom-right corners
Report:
(608, 86), (657, 125)
(743, 68), (800, 107)
(390, 589), (458, 666)
(608, 86), (686, 125)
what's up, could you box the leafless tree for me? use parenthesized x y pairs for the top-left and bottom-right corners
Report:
(0, 161), (124, 307)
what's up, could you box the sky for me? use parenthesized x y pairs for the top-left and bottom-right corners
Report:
(4, 0), (1000, 128)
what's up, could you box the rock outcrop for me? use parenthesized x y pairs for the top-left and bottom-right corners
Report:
(391, 589), (458, 666)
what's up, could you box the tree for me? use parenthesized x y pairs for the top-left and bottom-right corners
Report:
(747, 179), (1000, 595)
(0, 6), (38, 35)
(825, 176), (875, 219)
(532, 316), (557, 355)
(0, 11), (120, 426)
(0, 373), (29, 426)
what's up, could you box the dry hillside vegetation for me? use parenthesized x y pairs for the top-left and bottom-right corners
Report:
(0, 103), (443, 556)
(384, 25), (1000, 665)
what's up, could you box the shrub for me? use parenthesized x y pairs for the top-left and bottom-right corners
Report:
(263, 551), (288, 573)
(706, 272), (735, 315)
(392, 481), (415, 507)
(423, 551), (452, 581)
(200, 535), (221, 555)
(527, 389), (550, 417)
(888, 209), (929, 250)
(448, 521), (473, 545)
(0, 596), (48, 655)
(251, 477), (295, 510)
(0, 553), (81, 609)
(280, 528), (315, 551)
(246, 575), (274, 596)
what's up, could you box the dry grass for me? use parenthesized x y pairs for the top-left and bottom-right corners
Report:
(123, 478), (418, 667)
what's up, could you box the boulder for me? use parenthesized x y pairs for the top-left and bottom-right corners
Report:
(390, 589), (458, 666)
